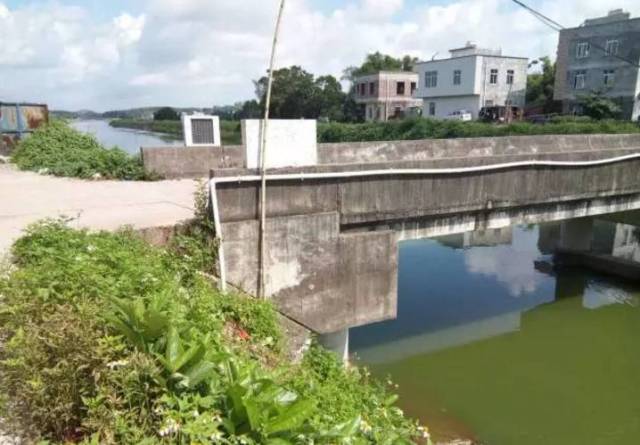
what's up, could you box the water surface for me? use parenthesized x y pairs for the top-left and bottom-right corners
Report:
(351, 223), (640, 445)
(71, 119), (181, 155)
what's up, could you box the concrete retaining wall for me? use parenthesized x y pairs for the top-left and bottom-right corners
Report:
(141, 145), (244, 178)
(142, 133), (640, 178)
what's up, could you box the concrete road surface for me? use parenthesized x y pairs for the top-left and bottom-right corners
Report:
(0, 164), (198, 253)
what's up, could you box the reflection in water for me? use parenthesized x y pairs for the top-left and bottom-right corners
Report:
(70, 119), (181, 155)
(350, 219), (640, 445)
(464, 229), (545, 298)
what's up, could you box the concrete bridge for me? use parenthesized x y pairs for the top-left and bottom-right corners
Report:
(208, 133), (640, 355)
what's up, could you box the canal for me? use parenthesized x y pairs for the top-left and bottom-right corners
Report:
(70, 119), (180, 155)
(351, 216), (640, 444)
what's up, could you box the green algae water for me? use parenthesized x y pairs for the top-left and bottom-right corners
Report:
(350, 222), (640, 445)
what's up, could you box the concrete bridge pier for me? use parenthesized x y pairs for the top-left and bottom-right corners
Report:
(318, 329), (350, 363)
(559, 217), (594, 252)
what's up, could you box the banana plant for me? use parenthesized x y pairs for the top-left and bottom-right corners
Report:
(217, 356), (321, 442)
(157, 326), (217, 390)
(106, 296), (169, 352)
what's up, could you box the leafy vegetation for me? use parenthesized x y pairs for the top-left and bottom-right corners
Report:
(0, 186), (425, 444)
(154, 107), (181, 121)
(525, 57), (559, 114)
(342, 52), (418, 83)
(110, 119), (243, 145)
(253, 66), (358, 122)
(317, 116), (640, 143)
(578, 91), (622, 120)
(11, 120), (153, 180)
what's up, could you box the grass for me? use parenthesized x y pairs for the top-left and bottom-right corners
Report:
(11, 120), (155, 180)
(0, 184), (425, 444)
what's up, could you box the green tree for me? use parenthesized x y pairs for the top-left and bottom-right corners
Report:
(313, 75), (347, 121)
(525, 57), (558, 113)
(153, 107), (180, 121)
(254, 66), (346, 120)
(234, 100), (263, 119)
(579, 90), (622, 120)
(343, 52), (418, 82)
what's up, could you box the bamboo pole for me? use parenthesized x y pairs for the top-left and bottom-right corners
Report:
(258, 0), (286, 299)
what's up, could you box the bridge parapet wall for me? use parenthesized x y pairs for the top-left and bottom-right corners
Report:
(214, 154), (640, 226)
(318, 133), (640, 164)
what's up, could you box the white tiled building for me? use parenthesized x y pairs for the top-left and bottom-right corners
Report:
(414, 43), (528, 119)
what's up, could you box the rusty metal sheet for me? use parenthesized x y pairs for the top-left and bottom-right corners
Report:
(0, 102), (48, 154)
(0, 102), (49, 133)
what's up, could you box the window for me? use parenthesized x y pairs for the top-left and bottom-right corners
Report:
(605, 40), (619, 56)
(396, 81), (405, 95)
(359, 83), (366, 96)
(573, 71), (586, 89)
(453, 70), (461, 85)
(367, 107), (373, 119)
(425, 71), (438, 88)
(576, 42), (590, 59)
(428, 102), (436, 116)
(506, 70), (514, 85)
(369, 82), (376, 95)
(490, 69), (498, 84)
(485, 100), (494, 106)
(604, 69), (616, 86)
(410, 82), (417, 94)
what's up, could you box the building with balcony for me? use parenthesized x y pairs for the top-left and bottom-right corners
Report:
(553, 9), (640, 120)
(353, 71), (422, 121)
(414, 43), (528, 119)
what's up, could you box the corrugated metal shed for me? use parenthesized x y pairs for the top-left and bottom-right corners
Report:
(0, 102), (49, 155)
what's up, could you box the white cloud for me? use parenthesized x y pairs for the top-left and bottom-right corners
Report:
(2, 0), (640, 110)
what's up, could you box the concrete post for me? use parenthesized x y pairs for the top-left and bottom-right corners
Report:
(318, 329), (349, 363)
(559, 217), (594, 252)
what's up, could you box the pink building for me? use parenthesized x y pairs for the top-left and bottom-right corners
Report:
(353, 71), (422, 121)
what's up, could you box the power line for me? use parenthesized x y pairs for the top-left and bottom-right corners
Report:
(510, 0), (640, 68)
(511, 0), (563, 31)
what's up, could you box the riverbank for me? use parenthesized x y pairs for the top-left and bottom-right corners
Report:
(110, 118), (242, 145)
(0, 212), (425, 443)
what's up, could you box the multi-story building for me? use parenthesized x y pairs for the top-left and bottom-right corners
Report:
(414, 43), (528, 119)
(353, 71), (422, 121)
(554, 9), (640, 120)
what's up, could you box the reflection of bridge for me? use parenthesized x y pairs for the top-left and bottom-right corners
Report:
(210, 134), (640, 357)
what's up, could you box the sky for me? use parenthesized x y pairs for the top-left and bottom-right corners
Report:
(1, 0), (640, 111)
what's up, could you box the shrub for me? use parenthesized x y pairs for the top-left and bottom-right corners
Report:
(153, 107), (180, 121)
(0, 217), (422, 444)
(317, 117), (640, 143)
(11, 120), (154, 180)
